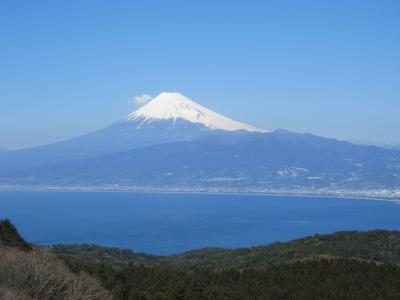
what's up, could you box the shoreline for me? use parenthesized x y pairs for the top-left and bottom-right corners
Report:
(1, 187), (399, 203)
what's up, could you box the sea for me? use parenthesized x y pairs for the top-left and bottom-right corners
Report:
(1, 191), (399, 255)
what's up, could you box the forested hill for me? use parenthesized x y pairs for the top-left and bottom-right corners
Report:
(52, 229), (400, 299)
(3, 220), (400, 299)
(53, 229), (400, 270)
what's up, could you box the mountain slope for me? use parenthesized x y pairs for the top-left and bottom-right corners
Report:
(1, 92), (399, 193)
(0, 92), (263, 172)
(6, 130), (400, 190)
(126, 92), (266, 132)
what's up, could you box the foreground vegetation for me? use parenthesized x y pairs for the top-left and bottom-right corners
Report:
(0, 220), (110, 300)
(62, 257), (400, 300)
(2, 219), (400, 299)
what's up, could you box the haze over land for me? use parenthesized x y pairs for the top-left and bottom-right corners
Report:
(1, 92), (399, 199)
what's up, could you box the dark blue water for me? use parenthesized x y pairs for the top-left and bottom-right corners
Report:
(0, 192), (399, 255)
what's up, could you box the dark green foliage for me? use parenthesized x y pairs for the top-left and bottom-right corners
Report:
(60, 258), (400, 300)
(4, 220), (400, 299)
(52, 244), (157, 264)
(0, 219), (31, 250)
(55, 230), (400, 300)
(168, 229), (400, 270)
(53, 230), (400, 271)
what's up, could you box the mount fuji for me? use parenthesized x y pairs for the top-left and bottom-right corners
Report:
(0, 92), (265, 171)
(126, 92), (265, 133)
(1, 92), (400, 197)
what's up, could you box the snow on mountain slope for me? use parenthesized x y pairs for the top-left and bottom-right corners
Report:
(0, 92), (267, 171)
(125, 92), (267, 133)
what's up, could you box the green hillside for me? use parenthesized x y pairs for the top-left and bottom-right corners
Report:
(53, 230), (400, 271)
(3, 219), (400, 299)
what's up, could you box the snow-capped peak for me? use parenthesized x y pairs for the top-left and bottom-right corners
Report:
(125, 92), (267, 133)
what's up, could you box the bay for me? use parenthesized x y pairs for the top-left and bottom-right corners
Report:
(0, 191), (399, 255)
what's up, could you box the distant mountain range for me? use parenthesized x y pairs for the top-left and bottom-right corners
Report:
(1, 92), (399, 197)
(348, 139), (400, 150)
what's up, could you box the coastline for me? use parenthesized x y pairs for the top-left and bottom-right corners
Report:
(1, 186), (399, 203)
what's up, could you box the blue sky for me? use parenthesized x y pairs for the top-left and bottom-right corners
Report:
(1, 0), (399, 149)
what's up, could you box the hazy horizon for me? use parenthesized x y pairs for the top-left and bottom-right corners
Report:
(1, 1), (399, 149)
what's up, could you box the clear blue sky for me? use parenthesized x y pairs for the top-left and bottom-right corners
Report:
(1, 0), (399, 149)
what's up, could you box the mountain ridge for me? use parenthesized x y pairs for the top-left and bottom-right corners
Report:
(1, 92), (399, 195)
(3, 130), (400, 195)
(0, 92), (265, 171)
(52, 229), (400, 269)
